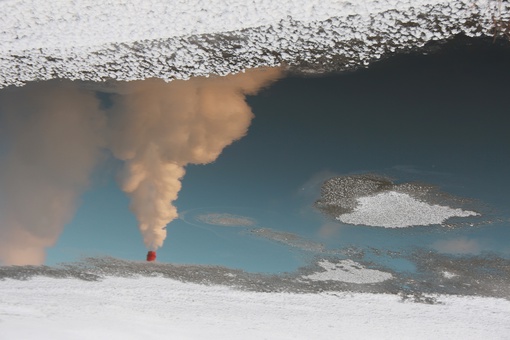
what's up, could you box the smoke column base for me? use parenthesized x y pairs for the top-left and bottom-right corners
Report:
(146, 251), (156, 262)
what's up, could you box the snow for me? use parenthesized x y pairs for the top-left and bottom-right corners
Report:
(1, 276), (509, 339)
(304, 259), (393, 284)
(337, 191), (479, 228)
(0, 0), (416, 52)
(1, 0), (508, 87)
(443, 271), (459, 279)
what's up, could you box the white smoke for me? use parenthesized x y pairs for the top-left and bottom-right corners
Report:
(108, 68), (282, 250)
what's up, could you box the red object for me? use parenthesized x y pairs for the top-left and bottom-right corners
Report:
(146, 251), (156, 262)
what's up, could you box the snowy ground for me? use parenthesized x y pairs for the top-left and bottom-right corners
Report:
(1, 0), (509, 87)
(1, 276), (509, 340)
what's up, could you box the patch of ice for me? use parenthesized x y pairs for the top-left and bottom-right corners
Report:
(196, 213), (256, 227)
(304, 259), (393, 284)
(337, 191), (479, 228)
(443, 271), (458, 279)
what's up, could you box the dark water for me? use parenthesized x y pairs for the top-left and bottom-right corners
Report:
(177, 36), (510, 272)
(2, 36), (510, 295)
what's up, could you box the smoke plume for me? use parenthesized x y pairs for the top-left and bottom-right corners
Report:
(108, 68), (282, 250)
(0, 68), (281, 265)
(0, 83), (106, 265)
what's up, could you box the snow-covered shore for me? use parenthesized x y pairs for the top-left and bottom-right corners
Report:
(1, 276), (509, 339)
(1, 0), (508, 88)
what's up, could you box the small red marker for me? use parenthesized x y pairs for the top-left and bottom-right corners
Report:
(146, 251), (156, 262)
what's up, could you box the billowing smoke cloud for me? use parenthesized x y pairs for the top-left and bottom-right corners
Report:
(107, 68), (282, 250)
(0, 68), (282, 265)
(0, 83), (106, 265)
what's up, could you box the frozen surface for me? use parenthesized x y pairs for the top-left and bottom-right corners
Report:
(304, 259), (393, 283)
(1, 0), (509, 87)
(316, 174), (483, 228)
(442, 271), (459, 279)
(1, 276), (509, 339)
(196, 213), (256, 227)
(1, 0), (432, 51)
(338, 191), (479, 228)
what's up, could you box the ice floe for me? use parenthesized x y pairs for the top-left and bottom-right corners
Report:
(338, 191), (479, 228)
(196, 213), (256, 227)
(304, 259), (393, 283)
(315, 174), (482, 228)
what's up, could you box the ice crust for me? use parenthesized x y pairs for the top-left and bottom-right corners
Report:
(316, 174), (482, 228)
(196, 213), (256, 227)
(1, 0), (509, 88)
(338, 191), (479, 228)
(1, 276), (510, 339)
(304, 259), (393, 283)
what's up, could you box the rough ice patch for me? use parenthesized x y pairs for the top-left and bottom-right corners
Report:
(443, 271), (458, 279)
(304, 259), (393, 284)
(315, 174), (482, 228)
(196, 213), (256, 227)
(337, 191), (479, 228)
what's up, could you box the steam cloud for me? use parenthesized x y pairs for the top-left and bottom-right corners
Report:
(0, 68), (282, 265)
(109, 68), (282, 250)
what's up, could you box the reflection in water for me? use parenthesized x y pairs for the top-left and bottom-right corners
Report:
(107, 68), (282, 251)
(0, 36), (508, 302)
(0, 68), (282, 265)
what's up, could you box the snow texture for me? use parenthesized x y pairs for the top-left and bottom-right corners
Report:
(1, 0), (509, 88)
(1, 276), (509, 339)
(304, 259), (393, 283)
(443, 271), (459, 279)
(196, 213), (256, 227)
(338, 191), (479, 228)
